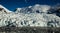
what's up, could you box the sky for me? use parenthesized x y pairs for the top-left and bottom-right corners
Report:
(0, 0), (60, 11)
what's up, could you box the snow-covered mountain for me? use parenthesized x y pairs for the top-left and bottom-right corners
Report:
(0, 5), (12, 13)
(0, 4), (60, 27)
(15, 4), (51, 14)
(47, 4), (60, 17)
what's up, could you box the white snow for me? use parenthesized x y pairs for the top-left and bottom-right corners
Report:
(0, 4), (60, 27)
(15, 4), (51, 13)
(28, 6), (32, 8)
(0, 5), (12, 12)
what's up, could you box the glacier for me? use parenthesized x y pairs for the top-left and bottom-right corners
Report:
(0, 4), (60, 27)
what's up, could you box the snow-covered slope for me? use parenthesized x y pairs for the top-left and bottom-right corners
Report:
(0, 5), (12, 12)
(0, 4), (60, 27)
(15, 4), (51, 14)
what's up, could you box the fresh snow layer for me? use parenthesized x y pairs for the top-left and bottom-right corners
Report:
(0, 4), (60, 27)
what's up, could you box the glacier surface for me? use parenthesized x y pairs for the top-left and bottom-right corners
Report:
(0, 4), (60, 27)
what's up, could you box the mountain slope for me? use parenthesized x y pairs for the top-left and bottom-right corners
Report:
(0, 4), (60, 27)
(0, 5), (12, 12)
(15, 4), (51, 14)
